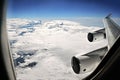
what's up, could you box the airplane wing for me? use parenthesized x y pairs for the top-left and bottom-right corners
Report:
(71, 14), (120, 75)
(104, 14), (120, 49)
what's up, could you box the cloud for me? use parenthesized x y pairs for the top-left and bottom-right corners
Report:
(7, 18), (106, 80)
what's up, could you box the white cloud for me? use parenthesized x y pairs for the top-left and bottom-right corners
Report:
(7, 19), (107, 80)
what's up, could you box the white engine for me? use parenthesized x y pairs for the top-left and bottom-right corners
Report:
(71, 55), (101, 74)
(71, 47), (107, 74)
(87, 28), (106, 42)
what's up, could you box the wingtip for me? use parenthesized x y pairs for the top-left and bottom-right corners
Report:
(105, 13), (112, 19)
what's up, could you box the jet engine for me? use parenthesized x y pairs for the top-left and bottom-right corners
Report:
(71, 55), (101, 74)
(71, 47), (107, 74)
(88, 28), (106, 42)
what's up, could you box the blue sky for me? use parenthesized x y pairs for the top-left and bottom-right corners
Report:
(7, 0), (120, 19)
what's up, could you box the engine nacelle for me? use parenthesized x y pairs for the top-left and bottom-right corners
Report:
(88, 28), (106, 42)
(71, 55), (101, 74)
(71, 46), (107, 74)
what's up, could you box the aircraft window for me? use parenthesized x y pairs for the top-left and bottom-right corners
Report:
(7, 0), (120, 80)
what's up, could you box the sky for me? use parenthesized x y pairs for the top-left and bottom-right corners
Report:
(7, 0), (120, 19)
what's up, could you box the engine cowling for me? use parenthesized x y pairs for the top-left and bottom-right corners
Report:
(71, 46), (107, 74)
(71, 55), (101, 74)
(88, 28), (106, 42)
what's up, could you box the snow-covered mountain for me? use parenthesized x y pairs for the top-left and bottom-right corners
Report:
(7, 19), (107, 80)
